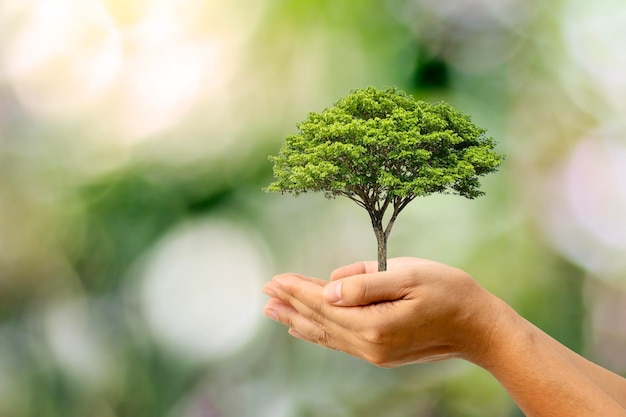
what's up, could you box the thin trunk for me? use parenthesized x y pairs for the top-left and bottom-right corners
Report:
(369, 214), (387, 272)
(376, 229), (387, 272)
(368, 199), (409, 272)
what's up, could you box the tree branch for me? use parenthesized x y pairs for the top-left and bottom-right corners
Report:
(380, 194), (391, 217)
(383, 195), (416, 238)
(341, 190), (367, 210)
(397, 195), (416, 212)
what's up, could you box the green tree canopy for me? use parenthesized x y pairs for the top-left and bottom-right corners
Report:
(266, 86), (504, 270)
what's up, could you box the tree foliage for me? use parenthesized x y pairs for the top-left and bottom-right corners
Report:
(266, 86), (504, 270)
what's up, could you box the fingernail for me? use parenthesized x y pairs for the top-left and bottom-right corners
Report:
(288, 328), (305, 340)
(273, 274), (293, 287)
(324, 281), (342, 303)
(263, 283), (277, 297)
(264, 308), (278, 321)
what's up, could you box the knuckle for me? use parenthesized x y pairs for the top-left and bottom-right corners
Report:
(317, 329), (332, 346)
(281, 314), (296, 329)
(358, 324), (396, 367)
(311, 323), (334, 348)
(362, 327), (387, 344)
(354, 280), (370, 303)
(359, 326), (394, 367)
(307, 299), (327, 325)
(357, 276), (380, 303)
(362, 349), (394, 368)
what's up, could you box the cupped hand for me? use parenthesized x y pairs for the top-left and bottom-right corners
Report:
(263, 257), (505, 368)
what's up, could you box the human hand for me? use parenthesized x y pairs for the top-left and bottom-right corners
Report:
(263, 257), (506, 368)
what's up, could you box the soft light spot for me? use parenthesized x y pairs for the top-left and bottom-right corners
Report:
(112, 38), (221, 139)
(43, 298), (114, 388)
(138, 217), (270, 362)
(562, 0), (626, 113)
(539, 126), (626, 281)
(4, 0), (122, 117)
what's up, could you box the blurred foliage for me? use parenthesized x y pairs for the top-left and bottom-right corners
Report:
(1, 0), (625, 416)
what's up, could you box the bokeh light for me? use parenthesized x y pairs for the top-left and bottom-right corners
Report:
(4, 0), (122, 117)
(137, 217), (270, 362)
(561, 0), (626, 115)
(540, 126), (626, 282)
(43, 297), (117, 389)
(1, 0), (626, 415)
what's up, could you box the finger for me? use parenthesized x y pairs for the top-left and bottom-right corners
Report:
(271, 274), (328, 319)
(283, 313), (363, 360)
(264, 273), (326, 298)
(329, 257), (425, 281)
(264, 297), (328, 338)
(271, 274), (367, 328)
(272, 273), (327, 286)
(264, 295), (347, 351)
(264, 297), (296, 321)
(268, 275), (402, 362)
(330, 261), (378, 281)
(324, 269), (413, 306)
(288, 326), (356, 358)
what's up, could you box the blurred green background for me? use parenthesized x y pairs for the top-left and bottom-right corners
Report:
(1, 0), (626, 416)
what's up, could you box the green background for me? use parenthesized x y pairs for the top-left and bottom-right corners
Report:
(1, 0), (625, 416)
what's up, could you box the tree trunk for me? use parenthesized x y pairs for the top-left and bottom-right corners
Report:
(367, 201), (404, 273)
(373, 224), (387, 272)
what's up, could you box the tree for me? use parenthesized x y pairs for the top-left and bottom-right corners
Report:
(265, 86), (504, 271)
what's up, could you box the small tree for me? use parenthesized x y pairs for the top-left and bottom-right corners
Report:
(265, 86), (503, 271)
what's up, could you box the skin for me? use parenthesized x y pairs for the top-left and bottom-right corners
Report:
(263, 257), (626, 417)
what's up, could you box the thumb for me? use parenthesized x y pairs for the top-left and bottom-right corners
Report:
(323, 272), (407, 306)
(330, 260), (378, 281)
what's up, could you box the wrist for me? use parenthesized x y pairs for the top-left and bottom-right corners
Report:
(460, 294), (526, 369)
(463, 298), (626, 416)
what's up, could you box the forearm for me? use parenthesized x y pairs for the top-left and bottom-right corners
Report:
(478, 302), (626, 416)
(545, 324), (626, 408)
